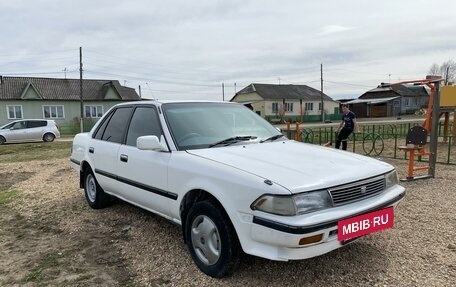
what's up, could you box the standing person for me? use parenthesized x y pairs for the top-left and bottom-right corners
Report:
(336, 104), (359, 150)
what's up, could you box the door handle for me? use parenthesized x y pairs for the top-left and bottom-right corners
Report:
(89, 147), (94, 153)
(120, 154), (128, 163)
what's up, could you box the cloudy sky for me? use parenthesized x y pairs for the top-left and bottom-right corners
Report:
(1, 0), (455, 100)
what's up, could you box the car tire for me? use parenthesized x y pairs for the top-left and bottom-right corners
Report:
(43, 133), (55, 142)
(83, 169), (110, 209)
(0, 136), (5, 145)
(185, 201), (240, 278)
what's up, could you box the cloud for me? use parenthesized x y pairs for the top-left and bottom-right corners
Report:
(319, 25), (355, 35)
(1, 1), (456, 101)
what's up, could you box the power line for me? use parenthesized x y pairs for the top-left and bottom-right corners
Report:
(85, 69), (220, 88)
(84, 49), (238, 77)
(324, 80), (373, 88)
(325, 67), (389, 76)
(84, 61), (227, 85)
(0, 49), (75, 57)
(1, 71), (68, 76)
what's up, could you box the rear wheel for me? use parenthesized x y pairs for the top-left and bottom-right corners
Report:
(0, 136), (5, 145)
(83, 169), (110, 209)
(185, 201), (240, 278)
(43, 133), (55, 142)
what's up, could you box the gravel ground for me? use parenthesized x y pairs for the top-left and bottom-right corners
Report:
(0, 157), (455, 286)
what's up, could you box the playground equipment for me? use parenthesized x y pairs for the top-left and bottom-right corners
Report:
(398, 126), (431, 181)
(439, 85), (456, 144)
(391, 76), (444, 181)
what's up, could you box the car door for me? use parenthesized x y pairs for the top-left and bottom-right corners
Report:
(6, 121), (27, 142)
(116, 106), (172, 216)
(88, 107), (133, 194)
(25, 120), (47, 141)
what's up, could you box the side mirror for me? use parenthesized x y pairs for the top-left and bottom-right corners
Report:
(137, 135), (168, 151)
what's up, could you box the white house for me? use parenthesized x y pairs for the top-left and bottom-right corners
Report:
(230, 83), (340, 122)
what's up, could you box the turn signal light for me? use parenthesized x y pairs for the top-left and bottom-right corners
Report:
(299, 234), (323, 245)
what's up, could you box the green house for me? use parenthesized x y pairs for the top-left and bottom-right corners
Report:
(0, 76), (140, 134)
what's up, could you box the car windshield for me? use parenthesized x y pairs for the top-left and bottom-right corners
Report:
(162, 102), (283, 150)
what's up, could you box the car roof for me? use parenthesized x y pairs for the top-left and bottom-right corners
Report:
(113, 100), (240, 107)
(9, 119), (53, 122)
(0, 119), (52, 126)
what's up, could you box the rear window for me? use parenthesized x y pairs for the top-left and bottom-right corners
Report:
(27, 121), (47, 128)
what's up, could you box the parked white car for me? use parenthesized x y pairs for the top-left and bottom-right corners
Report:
(0, 119), (60, 144)
(70, 101), (405, 277)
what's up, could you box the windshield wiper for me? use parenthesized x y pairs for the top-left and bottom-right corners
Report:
(260, 134), (284, 143)
(208, 136), (257, 148)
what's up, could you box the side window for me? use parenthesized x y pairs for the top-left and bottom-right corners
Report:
(27, 121), (47, 128)
(126, 107), (162, 146)
(101, 107), (133, 144)
(11, 121), (26, 130)
(93, 111), (114, 140)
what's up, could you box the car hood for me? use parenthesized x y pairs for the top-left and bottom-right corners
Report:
(186, 140), (393, 193)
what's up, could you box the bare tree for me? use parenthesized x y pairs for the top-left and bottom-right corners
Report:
(442, 60), (456, 84)
(428, 63), (440, 76)
(428, 60), (456, 84)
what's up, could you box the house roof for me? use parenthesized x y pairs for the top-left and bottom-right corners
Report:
(233, 83), (334, 101)
(0, 76), (140, 101)
(362, 84), (429, 98)
(346, 96), (400, 104)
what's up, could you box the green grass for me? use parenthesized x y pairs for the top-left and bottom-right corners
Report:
(0, 189), (18, 205)
(76, 274), (95, 281)
(23, 252), (62, 284)
(24, 270), (45, 282)
(0, 141), (72, 163)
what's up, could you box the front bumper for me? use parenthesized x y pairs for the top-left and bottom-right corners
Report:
(240, 186), (405, 261)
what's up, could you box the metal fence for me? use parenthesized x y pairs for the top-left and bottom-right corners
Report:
(284, 120), (456, 165)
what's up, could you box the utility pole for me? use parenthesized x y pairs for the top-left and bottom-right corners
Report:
(63, 67), (67, 79)
(79, 47), (84, 133)
(138, 85), (142, 98)
(234, 82), (237, 94)
(445, 66), (450, 85)
(222, 82), (225, 101)
(320, 63), (325, 122)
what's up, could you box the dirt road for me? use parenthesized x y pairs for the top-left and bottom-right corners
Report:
(0, 157), (455, 286)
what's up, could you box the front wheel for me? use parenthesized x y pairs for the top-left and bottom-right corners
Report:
(185, 201), (240, 278)
(83, 170), (110, 209)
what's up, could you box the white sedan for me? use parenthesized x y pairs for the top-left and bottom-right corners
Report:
(70, 101), (405, 278)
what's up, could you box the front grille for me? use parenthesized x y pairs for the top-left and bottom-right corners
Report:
(328, 175), (385, 206)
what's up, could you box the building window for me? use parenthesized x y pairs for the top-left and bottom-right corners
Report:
(85, 105), (104, 118)
(272, 103), (279, 113)
(305, 103), (313, 111)
(43, 105), (64, 119)
(284, 102), (293, 112)
(7, 105), (23, 119)
(404, 98), (410, 106)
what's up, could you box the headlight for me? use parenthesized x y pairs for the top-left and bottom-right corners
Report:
(251, 195), (296, 216)
(294, 190), (332, 214)
(251, 190), (332, 216)
(385, 170), (399, 189)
